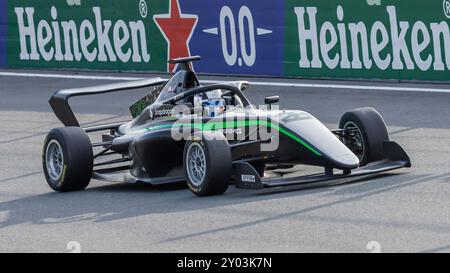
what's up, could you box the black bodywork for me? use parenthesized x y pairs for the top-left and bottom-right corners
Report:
(49, 57), (411, 190)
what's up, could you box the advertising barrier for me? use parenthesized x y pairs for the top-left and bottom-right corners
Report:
(1, 0), (450, 81)
(285, 0), (450, 81)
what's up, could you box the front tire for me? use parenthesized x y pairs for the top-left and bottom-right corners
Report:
(42, 127), (93, 192)
(339, 107), (389, 166)
(183, 132), (232, 196)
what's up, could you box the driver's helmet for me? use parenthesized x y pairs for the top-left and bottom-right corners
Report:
(193, 89), (226, 117)
(203, 99), (226, 117)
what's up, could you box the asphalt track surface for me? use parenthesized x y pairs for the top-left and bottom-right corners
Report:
(0, 69), (449, 253)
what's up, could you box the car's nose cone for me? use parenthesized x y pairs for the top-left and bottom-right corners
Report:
(280, 111), (360, 169)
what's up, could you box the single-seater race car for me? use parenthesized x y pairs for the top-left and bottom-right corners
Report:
(43, 56), (411, 196)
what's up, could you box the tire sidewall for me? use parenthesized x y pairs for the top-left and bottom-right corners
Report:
(42, 127), (93, 192)
(341, 115), (370, 164)
(42, 129), (70, 191)
(339, 108), (389, 165)
(184, 138), (208, 195)
(183, 132), (231, 196)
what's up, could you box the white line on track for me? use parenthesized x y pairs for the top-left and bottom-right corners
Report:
(1, 71), (450, 94)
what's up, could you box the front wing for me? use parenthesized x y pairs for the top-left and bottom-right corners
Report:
(233, 141), (411, 189)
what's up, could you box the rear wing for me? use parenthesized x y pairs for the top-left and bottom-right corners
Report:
(49, 77), (167, 127)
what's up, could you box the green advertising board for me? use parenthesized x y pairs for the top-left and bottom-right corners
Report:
(1, 0), (450, 81)
(285, 0), (450, 81)
(7, 0), (168, 71)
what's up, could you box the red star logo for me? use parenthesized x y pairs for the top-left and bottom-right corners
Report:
(154, 0), (198, 73)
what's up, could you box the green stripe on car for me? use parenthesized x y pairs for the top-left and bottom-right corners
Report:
(146, 121), (322, 156)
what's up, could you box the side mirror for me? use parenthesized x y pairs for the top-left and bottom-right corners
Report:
(264, 96), (279, 110)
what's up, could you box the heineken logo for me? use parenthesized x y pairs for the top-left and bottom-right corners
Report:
(14, 6), (150, 63)
(294, 5), (450, 72)
(153, 0), (198, 73)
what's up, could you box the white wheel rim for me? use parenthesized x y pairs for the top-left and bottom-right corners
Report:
(46, 140), (64, 181)
(186, 142), (206, 186)
(343, 121), (365, 161)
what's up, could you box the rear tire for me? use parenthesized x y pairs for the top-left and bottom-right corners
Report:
(42, 127), (93, 192)
(183, 132), (232, 196)
(339, 107), (389, 166)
